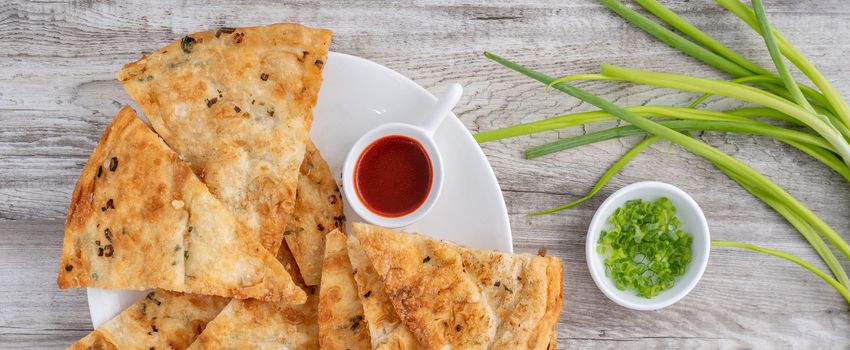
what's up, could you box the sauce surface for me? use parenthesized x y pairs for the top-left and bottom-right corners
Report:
(355, 135), (433, 217)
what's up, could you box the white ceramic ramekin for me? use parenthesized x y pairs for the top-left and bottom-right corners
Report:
(586, 181), (710, 310)
(342, 84), (462, 228)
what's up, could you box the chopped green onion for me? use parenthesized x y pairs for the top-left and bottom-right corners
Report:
(597, 198), (692, 298)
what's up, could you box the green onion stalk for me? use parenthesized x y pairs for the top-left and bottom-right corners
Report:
(481, 49), (850, 301)
(600, 0), (839, 120)
(714, 0), (850, 126)
(524, 120), (833, 159)
(711, 162), (850, 289)
(546, 73), (850, 141)
(474, 0), (850, 302)
(601, 0), (850, 140)
(595, 64), (850, 166)
(712, 241), (850, 304)
(493, 108), (850, 183)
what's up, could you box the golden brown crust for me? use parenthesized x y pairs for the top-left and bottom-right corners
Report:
(187, 294), (319, 350)
(352, 223), (563, 350)
(347, 235), (421, 350)
(68, 290), (228, 350)
(353, 223), (491, 349)
(318, 230), (371, 350)
(276, 232), (307, 289)
(117, 23), (332, 256)
(536, 256), (564, 350)
(68, 331), (118, 350)
(58, 106), (184, 290)
(460, 249), (532, 348)
(285, 141), (344, 286)
(183, 201), (332, 350)
(461, 250), (563, 349)
(57, 107), (305, 303)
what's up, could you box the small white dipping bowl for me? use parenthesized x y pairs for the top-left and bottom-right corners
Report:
(342, 83), (462, 228)
(586, 181), (710, 310)
(342, 122), (445, 228)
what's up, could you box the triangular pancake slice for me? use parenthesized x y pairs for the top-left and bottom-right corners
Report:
(318, 230), (371, 349)
(68, 290), (228, 350)
(186, 220), (324, 349)
(269, 141), (342, 289)
(117, 24), (332, 256)
(64, 185), (313, 350)
(286, 141), (345, 286)
(188, 294), (319, 349)
(347, 234), (421, 349)
(185, 230), (366, 350)
(459, 247), (563, 349)
(353, 223), (563, 350)
(173, 145), (342, 349)
(57, 107), (306, 304)
(271, 144), (340, 290)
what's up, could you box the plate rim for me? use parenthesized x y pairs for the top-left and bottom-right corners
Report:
(86, 51), (512, 327)
(325, 52), (512, 248)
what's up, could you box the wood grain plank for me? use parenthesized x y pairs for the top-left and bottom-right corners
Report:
(0, 221), (90, 348)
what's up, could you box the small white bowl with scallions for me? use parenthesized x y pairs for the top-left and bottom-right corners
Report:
(586, 181), (710, 310)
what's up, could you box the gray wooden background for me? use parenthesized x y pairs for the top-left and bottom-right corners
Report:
(2, 0), (849, 348)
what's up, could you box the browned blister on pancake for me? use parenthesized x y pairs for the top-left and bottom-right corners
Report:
(347, 234), (421, 350)
(286, 141), (345, 286)
(181, 203), (339, 350)
(68, 290), (228, 350)
(187, 293), (320, 350)
(117, 23), (332, 256)
(459, 245), (563, 349)
(57, 107), (306, 304)
(352, 223), (563, 350)
(318, 230), (371, 349)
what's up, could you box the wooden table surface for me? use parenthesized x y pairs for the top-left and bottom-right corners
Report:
(2, 0), (850, 348)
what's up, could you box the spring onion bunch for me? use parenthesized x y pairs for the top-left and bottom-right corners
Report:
(477, 0), (850, 303)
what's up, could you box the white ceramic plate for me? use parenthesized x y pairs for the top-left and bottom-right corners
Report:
(87, 52), (512, 328)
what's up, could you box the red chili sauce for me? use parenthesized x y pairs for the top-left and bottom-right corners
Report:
(355, 135), (433, 217)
